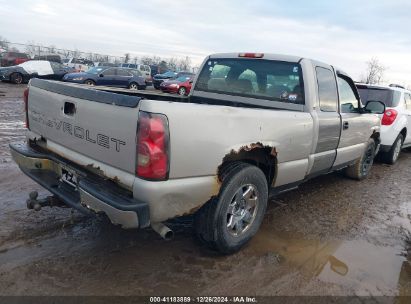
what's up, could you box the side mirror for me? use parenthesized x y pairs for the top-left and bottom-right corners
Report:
(99, 74), (104, 77)
(189, 80), (193, 84)
(364, 100), (385, 114)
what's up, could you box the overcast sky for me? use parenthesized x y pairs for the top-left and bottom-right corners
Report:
(1, 0), (410, 85)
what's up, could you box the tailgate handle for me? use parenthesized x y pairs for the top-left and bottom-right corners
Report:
(64, 102), (76, 116)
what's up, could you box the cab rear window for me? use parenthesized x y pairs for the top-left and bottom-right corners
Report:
(195, 59), (304, 104)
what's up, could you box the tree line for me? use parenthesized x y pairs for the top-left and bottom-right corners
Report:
(0, 36), (195, 72)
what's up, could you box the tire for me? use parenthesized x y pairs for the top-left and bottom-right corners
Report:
(128, 82), (138, 90)
(84, 79), (95, 86)
(380, 134), (403, 165)
(10, 72), (23, 84)
(194, 162), (268, 254)
(344, 139), (376, 180)
(177, 87), (187, 96)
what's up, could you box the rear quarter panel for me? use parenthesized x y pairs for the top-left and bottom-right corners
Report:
(139, 100), (314, 182)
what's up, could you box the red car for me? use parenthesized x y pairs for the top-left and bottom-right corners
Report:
(160, 75), (193, 95)
(0, 52), (30, 67)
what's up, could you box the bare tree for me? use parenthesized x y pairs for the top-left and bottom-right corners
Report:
(167, 57), (178, 71)
(71, 49), (81, 59)
(361, 57), (387, 85)
(177, 56), (191, 72)
(47, 44), (56, 53)
(124, 53), (130, 63)
(0, 36), (9, 50)
(159, 60), (168, 73)
(25, 41), (41, 57)
(140, 56), (153, 65)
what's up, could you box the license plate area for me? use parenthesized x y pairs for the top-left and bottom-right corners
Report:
(60, 167), (78, 189)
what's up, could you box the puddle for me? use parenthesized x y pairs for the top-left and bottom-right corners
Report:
(249, 228), (407, 295)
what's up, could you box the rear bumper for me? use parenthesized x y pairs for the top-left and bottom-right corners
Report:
(10, 142), (150, 229)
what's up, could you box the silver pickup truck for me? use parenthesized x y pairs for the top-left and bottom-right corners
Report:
(11, 52), (385, 253)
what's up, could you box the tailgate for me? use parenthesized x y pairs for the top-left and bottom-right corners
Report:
(27, 79), (140, 174)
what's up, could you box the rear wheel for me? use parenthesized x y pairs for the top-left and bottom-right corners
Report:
(194, 162), (268, 254)
(10, 72), (23, 84)
(344, 138), (376, 180)
(178, 87), (187, 96)
(380, 134), (403, 164)
(84, 79), (95, 86)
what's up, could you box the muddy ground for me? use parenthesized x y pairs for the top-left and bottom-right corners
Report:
(1, 81), (411, 298)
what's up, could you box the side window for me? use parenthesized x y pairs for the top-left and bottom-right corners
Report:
(338, 77), (359, 113)
(316, 67), (338, 112)
(103, 68), (117, 76)
(405, 93), (411, 110)
(117, 69), (132, 76)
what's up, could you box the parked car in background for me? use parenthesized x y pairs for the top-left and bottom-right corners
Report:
(152, 71), (178, 89)
(150, 65), (159, 77)
(120, 63), (152, 85)
(357, 83), (411, 164)
(63, 66), (146, 90)
(33, 53), (62, 63)
(0, 51), (30, 67)
(160, 75), (194, 95)
(0, 60), (75, 84)
(94, 62), (117, 67)
(154, 71), (194, 89)
(63, 58), (94, 72)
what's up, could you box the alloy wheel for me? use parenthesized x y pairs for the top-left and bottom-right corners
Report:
(226, 184), (259, 237)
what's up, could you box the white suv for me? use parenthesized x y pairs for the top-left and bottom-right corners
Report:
(357, 84), (411, 164)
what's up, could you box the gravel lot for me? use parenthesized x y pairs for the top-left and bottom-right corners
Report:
(1, 81), (411, 298)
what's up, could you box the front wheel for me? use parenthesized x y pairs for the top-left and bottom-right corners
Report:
(10, 72), (23, 84)
(128, 82), (138, 90)
(177, 87), (187, 96)
(194, 162), (268, 254)
(344, 139), (376, 180)
(380, 134), (403, 165)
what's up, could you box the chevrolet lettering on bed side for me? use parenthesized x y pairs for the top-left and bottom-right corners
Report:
(30, 109), (126, 152)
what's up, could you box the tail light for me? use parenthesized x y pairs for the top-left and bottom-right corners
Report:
(136, 111), (169, 180)
(23, 87), (29, 129)
(381, 109), (398, 125)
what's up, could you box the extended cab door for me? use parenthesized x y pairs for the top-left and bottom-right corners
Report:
(307, 65), (341, 176)
(333, 73), (371, 167)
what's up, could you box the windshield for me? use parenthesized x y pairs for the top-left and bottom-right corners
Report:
(357, 87), (400, 108)
(130, 69), (142, 77)
(163, 71), (177, 77)
(175, 76), (191, 82)
(195, 58), (304, 104)
(86, 67), (105, 74)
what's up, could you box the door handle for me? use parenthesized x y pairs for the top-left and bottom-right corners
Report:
(343, 121), (349, 130)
